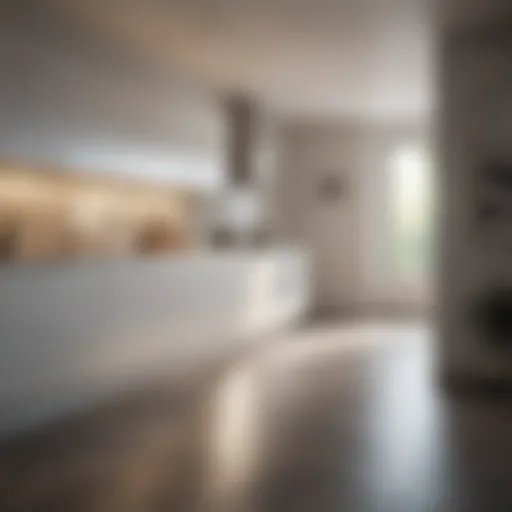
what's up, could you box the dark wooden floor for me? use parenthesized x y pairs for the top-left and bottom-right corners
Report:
(3, 323), (512, 511)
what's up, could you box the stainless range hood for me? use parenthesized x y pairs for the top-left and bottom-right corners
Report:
(209, 94), (267, 247)
(225, 94), (260, 186)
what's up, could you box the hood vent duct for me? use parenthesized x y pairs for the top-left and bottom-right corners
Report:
(225, 94), (259, 186)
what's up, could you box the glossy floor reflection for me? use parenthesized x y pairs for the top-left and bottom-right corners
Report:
(3, 322), (512, 511)
(203, 322), (512, 512)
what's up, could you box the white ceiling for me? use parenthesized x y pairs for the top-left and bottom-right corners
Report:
(54, 0), (434, 122)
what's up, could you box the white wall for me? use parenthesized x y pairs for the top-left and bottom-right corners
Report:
(276, 122), (428, 313)
(276, 124), (364, 312)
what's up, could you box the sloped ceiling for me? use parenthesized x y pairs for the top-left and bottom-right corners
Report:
(0, 1), (225, 188)
(48, 0), (433, 122)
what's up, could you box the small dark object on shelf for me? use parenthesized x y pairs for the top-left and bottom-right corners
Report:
(472, 286), (512, 351)
(318, 173), (348, 203)
(476, 202), (505, 224)
(481, 162), (512, 189)
(210, 226), (235, 248)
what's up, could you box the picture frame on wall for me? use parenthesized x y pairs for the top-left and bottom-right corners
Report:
(318, 173), (347, 203)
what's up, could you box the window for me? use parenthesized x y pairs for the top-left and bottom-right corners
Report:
(389, 145), (433, 287)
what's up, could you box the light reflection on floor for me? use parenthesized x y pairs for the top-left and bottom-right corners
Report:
(9, 321), (512, 511)
(203, 321), (430, 511)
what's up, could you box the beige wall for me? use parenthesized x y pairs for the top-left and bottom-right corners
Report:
(276, 124), (364, 312)
(276, 122), (428, 313)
